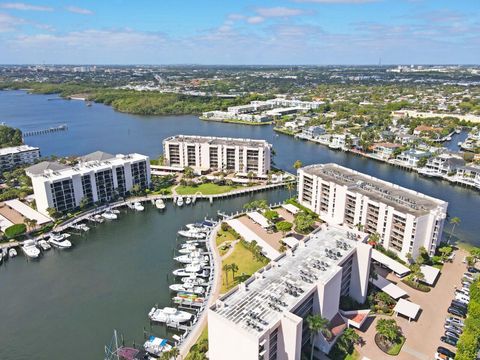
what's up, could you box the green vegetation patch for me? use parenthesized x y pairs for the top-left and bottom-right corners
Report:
(176, 182), (240, 195)
(0, 125), (23, 148)
(4, 223), (27, 239)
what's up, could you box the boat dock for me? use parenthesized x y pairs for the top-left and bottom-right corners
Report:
(23, 124), (68, 137)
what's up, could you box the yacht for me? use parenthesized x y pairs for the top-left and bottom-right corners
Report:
(133, 202), (144, 211)
(174, 253), (209, 264)
(8, 248), (17, 258)
(185, 197), (192, 205)
(181, 275), (207, 286)
(176, 196), (184, 207)
(186, 222), (211, 232)
(155, 199), (166, 210)
(173, 293), (205, 305)
(38, 239), (51, 251)
(22, 240), (41, 259)
(71, 223), (90, 232)
(173, 266), (209, 278)
(178, 230), (206, 239)
(169, 283), (205, 295)
(102, 210), (118, 220)
(143, 335), (172, 356)
(178, 244), (200, 254)
(148, 306), (192, 324)
(48, 233), (72, 249)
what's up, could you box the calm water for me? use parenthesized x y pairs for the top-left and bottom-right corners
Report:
(0, 90), (479, 359)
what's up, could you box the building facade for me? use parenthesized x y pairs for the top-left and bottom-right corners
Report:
(297, 163), (448, 260)
(26, 151), (150, 216)
(208, 226), (371, 360)
(162, 135), (272, 176)
(0, 145), (40, 171)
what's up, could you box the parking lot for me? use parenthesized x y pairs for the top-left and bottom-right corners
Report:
(355, 249), (469, 360)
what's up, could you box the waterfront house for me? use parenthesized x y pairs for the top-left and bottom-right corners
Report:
(454, 165), (480, 190)
(395, 149), (432, 167)
(301, 125), (326, 139)
(419, 153), (466, 177)
(372, 143), (402, 160)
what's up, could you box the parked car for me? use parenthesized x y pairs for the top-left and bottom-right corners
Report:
(451, 300), (468, 310)
(437, 346), (456, 358)
(463, 273), (475, 281)
(462, 281), (471, 288)
(441, 336), (458, 347)
(448, 306), (466, 318)
(467, 267), (480, 273)
(446, 316), (465, 327)
(455, 294), (470, 304)
(455, 289), (469, 296)
(444, 325), (462, 336)
(445, 330), (460, 339)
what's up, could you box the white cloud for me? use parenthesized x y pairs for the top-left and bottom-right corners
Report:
(0, 2), (53, 11)
(65, 6), (93, 15)
(0, 12), (26, 32)
(247, 16), (264, 24)
(255, 7), (309, 18)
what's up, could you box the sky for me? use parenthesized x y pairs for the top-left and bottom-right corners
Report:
(0, 0), (479, 65)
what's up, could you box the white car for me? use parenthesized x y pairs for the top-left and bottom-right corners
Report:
(435, 352), (454, 360)
(455, 293), (470, 304)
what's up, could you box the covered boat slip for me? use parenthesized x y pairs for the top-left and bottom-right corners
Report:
(393, 298), (421, 322)
(371, 249), (410, 277)
(4, 199), (51, 225)
(0, 214), (13, 232)
(246, 211), (271, 229)
(371, 275), (408, 299)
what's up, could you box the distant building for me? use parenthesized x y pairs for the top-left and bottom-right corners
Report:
(208, 225), (371, 360)
(419, 153), (466, 177)
(0, 145), (40, 171)
(26, 151), (150, 216)
(372, 143), (402, 160)
(163, 135), (271, 176)
(297, 163), (448, 259)
(302, 126), (326, 139)
(396, 149), (431, 167)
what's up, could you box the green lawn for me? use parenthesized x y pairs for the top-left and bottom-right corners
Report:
(387, 336), (405, 356)
(216, 229), (237, 246)
(185, 326), (208, 360)
(221, 243), (266, 293)
(176, 183), (240, 195)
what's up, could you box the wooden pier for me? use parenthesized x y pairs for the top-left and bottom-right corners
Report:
(23, 124), (67, 137)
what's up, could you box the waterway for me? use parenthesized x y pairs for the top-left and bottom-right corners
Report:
(0, 90), (480, 359)
(0, 190), (287, 360)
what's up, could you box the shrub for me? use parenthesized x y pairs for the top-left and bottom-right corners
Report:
(4, 223), (27, 238)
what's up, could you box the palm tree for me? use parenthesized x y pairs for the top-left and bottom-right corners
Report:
(285, 182), (295, 199)
(337, 328), (361, 354)
(448, 216), (461, 243)
(169, 347), (180, 360)
(410, 263), (425, 285)
(30, 218), (37, 231)
(376, 318), (400, 344)
(222, 264), (231, 285)
(368, 232), (380, 248)
(293, 160), (303, 170)
(230, 263), (239, 283)
(24, 218), (33, 232)
(306, 314), (331, 360)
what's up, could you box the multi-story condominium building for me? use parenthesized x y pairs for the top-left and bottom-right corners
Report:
(26, 151), (150, 216)
(208, 226), (372, 360)
(0, 145), (40, 171)
(162, 135), (272, 176)
(297, 163), (448, 260)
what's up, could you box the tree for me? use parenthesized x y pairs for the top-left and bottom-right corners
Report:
(46, 207), (60, 219)
(306, 314), (331, 360)
(293, 160), (303, 170)
(410, 263), (425, 284)
(276, 221), (293, 235)
(222, 264), (231, 285)
(169, 347), (180, 360)
(247, 171), (255, 183)
(230, 263), (239, 282)
(0, 125), (23, 148)
(79, 196), (90, 210)
(376, 318), (401, 344)
(438, 246), (453, 262)
(264, 210), (279, 222)
(294, 211), (315, 233)
(368, 232), (380, 248)
(448, 216), (461, 242)
(184, 166), (194, 179)
(337, 328), (361, 354)
(131, 184), (142, 196)
(285, 181), (296, 199)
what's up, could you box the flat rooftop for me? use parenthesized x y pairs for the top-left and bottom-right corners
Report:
(0, 145), (39, 156)
(164, 135), (271, 148)
(302, 163), (446, 216)
(211, 226), (363, 336)
(26, 151), (148, 179)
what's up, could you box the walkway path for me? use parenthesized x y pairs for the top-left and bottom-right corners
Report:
(221, 240), (239, 260)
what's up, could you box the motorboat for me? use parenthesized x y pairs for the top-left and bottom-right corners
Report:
(178, 230), (206, 239)
(185, 197), (192, 205)
(1, 248), (7, 261)
(111, 209), (120, 214)
(133, 202), (144, 211)
(169, 283), (205, 294)
(71, 223), (90, 232)
(22, 240), (41, 259)
(178, 244), (200, 254)
(102, 210), (118, 220)
(173, 266), (209, 278)
(174, 253), (209, 264)
(116, 347), (149, 360)
(48, 233), (72, 249)
(8, 248), (17, 258)
(181, 275), (207, 286)
(38, 239), (51, 251)
(148, 306), (192, 323)
(173, 293), (205, 305)
(186, 222), (210, 233)
(155, 199), (166, 210)
(176, 197), (184, 207)
(143, 335), (172, 356)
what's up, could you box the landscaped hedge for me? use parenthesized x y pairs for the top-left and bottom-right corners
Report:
(4, 223), (26, 239)
(455, 277), (480, 360)
(401, 276), (431, 292)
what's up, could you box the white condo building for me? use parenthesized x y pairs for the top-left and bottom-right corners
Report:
(209, 226), (372, 360)
(163, 135), (272, 176)
(26, 151), (150, 216)
(0, 145), (40, 171)
(297, 164), (448, 260)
